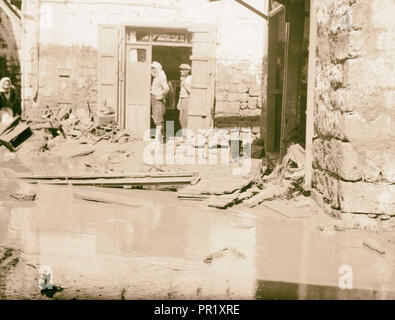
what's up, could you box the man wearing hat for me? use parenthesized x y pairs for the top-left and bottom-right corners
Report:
(177, 64), (192, 136)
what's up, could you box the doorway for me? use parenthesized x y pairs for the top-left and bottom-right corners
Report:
(266, 0), (309, 156)
(151, 45), (192, 136)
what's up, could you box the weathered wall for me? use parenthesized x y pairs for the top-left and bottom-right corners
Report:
(313, 0), (395, 215)
(0, 4), (21, 95)
(25, 0), (267, 137)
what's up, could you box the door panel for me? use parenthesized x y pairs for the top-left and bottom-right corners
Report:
(188, 25), (216, 131)
(97, 25), (119, 111)
(125, 45), (152, 138)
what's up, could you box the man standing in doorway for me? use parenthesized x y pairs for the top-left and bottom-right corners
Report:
(151, 61), (170, 143)
(177, 64), (192, 139)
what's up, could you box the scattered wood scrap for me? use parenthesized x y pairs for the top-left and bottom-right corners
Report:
(241, 185), (286, 208)
(0, 116), (33, 152)
(208, 192), (241, 209)
(363, 239), (386, 255)
(73, 191), (142, 208)
(177, 176), (252, 208)
(10, 193), (36, 201)
(71, 148), (95, 158)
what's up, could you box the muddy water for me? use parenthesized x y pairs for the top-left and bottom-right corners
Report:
(1, 181), (395, 299)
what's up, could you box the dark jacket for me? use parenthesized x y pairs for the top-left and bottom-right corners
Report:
(0, 88), (20, 116)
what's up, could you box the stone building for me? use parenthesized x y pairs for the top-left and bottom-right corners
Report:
(16, 0), (267, 140)
(266, 0), (394, 216)
(310, 0), (395, 216)
(1, 0), (394, 217)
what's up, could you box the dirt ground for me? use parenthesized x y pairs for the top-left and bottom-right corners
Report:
(1, 139), (395, 300)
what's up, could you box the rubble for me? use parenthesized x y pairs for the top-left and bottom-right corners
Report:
(177, 143), (309, 210)
(23, 104), (134, 155)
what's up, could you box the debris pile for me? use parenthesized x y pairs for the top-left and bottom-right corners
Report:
(27, 104), (134, 146)
(177, 143), (309, 211)
(241, 143), (308, 208)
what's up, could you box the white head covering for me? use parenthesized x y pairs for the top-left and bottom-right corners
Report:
(151, 61), (163, 73)
(0, 77), (14, 92)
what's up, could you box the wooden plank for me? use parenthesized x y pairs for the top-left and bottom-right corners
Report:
(304, 0), (317, 191)
(28, 177), (195, 187)
(73, 191), (142, 208)
(16, 171), (199, 180)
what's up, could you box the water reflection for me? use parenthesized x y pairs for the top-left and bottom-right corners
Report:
(1, 182), (395, 299)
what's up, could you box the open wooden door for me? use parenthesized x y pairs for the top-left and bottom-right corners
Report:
(125, 44), (152, 138)
(187, 25), (216, 132)
(266, 5), (287, 153)
(97, 25), (120, 115)
(279, 1), (305, 156)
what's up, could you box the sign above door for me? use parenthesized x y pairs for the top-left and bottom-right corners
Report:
(126, 28), (192, 45)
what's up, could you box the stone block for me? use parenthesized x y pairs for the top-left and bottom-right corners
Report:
(248, 85), (260, 97)
(312, 169), (340, 209)
(313, 138), (362, 181)
(227, 92), (241, 102)
(340, 181), (395, 214)
(247, 97), (258, 109)
(240, 102), (248, 110)
(241, 93), (249, 103)
(215, 101), (239, 116)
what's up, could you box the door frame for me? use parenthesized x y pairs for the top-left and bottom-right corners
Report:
(118, 24), (216, 133)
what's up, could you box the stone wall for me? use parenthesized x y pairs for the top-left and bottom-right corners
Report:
(24, 0), (267, 137)
(312, 0), (395, 215)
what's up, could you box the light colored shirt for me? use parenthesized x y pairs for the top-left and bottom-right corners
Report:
(151, 71), (170, 100)
(179, 75), (192, 98)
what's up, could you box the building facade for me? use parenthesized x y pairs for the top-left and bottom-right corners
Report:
(1, 0), (394, 217)
(19, 0), (267, 140)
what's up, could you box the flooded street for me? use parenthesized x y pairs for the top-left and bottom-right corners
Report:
(2, 181), (395, 299)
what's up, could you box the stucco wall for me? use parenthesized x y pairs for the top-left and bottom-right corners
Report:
(312, 0), (395, 215)
(26, 0), (267, 137)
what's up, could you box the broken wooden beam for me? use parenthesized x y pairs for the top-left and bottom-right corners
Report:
(16, 171), (199, 180)
(16, 171), (200, 188)
(27, 176), (195, 187)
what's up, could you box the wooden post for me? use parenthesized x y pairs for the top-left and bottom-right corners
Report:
(304, 0), (317, 191)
